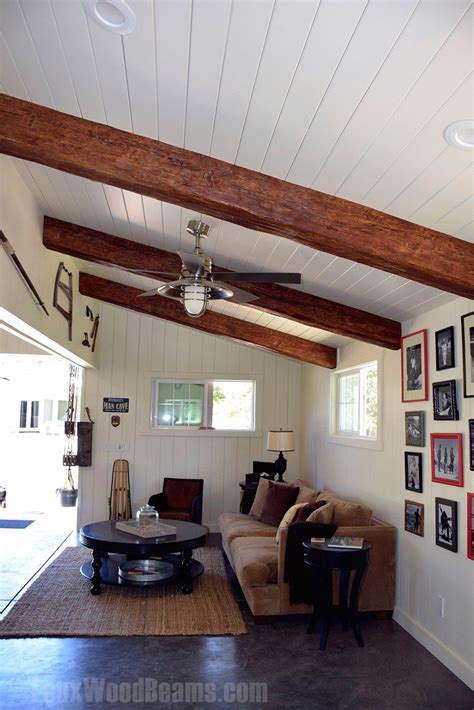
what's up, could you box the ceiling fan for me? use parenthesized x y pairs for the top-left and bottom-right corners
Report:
(129, 220), (302, 319)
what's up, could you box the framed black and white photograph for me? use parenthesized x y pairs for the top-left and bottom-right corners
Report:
(435, 498), (458, 552)
(401, 330), (428, 403)
(469, 420), (474, 472)
(431, 433), (464, 488)
(405, 411), (424, 447)
(467, 493), (474, 561)
(461, 311), (474, 398)
(405, 452), (422, 493)
(435, 326), (455, 371)
(405, 500), (424, 537)
(432, 380), (459, 421)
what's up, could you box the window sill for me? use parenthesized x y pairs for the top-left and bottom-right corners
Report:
(328, 433), (383, 451)
(140, 429), (262, 438)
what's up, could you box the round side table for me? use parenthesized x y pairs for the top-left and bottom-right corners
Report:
(303, 539), (372, 650)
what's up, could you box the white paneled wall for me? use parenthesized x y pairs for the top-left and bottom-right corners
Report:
(78, 304), (301, 530)
(301, 296), (474, 689)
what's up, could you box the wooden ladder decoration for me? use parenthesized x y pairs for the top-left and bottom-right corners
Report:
(53, 261), (73, 341)
(109, 459), (132, 520)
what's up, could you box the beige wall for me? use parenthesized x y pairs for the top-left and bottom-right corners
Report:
(301, 296), (474, 689)
(0, 155), (97, 367)
(78, 302), (301, 530)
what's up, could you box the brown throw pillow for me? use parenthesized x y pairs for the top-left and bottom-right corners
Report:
(249, 478), (287, 519)
(306, 500), (334, 524)
(260, 482), (299, 527)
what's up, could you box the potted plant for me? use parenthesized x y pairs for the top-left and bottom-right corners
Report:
(57, 464), (78, 507)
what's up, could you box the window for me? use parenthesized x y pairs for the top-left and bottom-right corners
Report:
(19, 400), (40, 431)
(331, 361), (379, 444)
(151, 379), (255, 431)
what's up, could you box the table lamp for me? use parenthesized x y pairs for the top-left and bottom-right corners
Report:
(266, 429), (295, 482)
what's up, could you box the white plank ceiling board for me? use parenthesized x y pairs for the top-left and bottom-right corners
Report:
(286, 0), (419, 187)
(312, 0), (471, 197)
(338, 5), (473, 203)
(3, 0), (473, 346)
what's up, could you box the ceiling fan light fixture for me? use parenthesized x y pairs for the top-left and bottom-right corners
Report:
(182, 283), (209, 318)
(83, 0), (136, 35)
(443, 120), (474, 150)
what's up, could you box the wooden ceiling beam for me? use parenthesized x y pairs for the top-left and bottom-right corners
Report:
(43, 217), (401, 349)
(78, 273), (337, 369)
(2, 95), (473, 300)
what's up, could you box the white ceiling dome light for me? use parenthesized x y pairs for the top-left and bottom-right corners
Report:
(83, 0), (136, 35)
(443, 120), (474, 151)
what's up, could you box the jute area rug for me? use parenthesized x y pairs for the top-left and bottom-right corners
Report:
(0, 546), (247, 637)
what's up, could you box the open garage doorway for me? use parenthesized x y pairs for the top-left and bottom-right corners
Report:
(0, 330), (79, 612)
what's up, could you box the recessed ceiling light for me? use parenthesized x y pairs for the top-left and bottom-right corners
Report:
(443, 120), (474, 151)
(83, 0), (136, 35)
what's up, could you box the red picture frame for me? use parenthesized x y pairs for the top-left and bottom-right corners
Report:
(430, 433), (463, 487)
(468, 493), (474, 561)
(401, 329), (428, 403)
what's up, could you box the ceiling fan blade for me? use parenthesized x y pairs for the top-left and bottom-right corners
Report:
(88, 262), (177, 276)
(212, 271), (301, 284)
(137, 288), (160, 298)
(210, 281), (258, 304)
(177, 250), (206, 273)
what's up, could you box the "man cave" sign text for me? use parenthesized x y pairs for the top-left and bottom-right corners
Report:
(103, 397), (129, 413)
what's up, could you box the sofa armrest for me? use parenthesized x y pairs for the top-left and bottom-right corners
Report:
(148, 492), (168, 511)
(191, 493), (203, 525)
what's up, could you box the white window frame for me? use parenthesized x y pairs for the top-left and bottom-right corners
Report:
(18, 399), (41, 432)
(149, 377), (257, 433)
(329, 357), (383, 451)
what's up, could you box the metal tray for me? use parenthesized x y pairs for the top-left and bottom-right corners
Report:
(118, 558), (174, 584)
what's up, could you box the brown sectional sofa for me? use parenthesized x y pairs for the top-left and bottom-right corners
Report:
(219, 479), (396, 621)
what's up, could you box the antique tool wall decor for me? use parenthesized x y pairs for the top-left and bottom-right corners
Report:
(53, 261), (73, 341)
(0, 230), (49, 314)
(82, 306), (100, 352)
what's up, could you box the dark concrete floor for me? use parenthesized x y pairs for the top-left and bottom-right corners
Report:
(0, 535), (472, 709)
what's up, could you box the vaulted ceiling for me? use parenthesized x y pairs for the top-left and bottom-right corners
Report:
(1, 0), (473, 354)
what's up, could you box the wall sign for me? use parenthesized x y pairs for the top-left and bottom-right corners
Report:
(103, 397), (129, 413)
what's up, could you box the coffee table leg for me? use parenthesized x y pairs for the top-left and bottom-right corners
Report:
(180, 549), (193, 594)
(91, 549), (103, 595)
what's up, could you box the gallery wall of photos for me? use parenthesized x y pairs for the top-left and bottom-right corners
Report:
(401, 310), (474, 560)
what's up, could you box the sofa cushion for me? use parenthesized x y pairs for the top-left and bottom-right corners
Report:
(219, 512), (276, 542)
(306, 500), (334, 524)
(317, 491), (372, 526)
(276, 503), (310, 543)
(230, 536), (278, 587)
(260, 482), (299, 527)
(249, 479), (289, 519)
(295, 485), (319, 506)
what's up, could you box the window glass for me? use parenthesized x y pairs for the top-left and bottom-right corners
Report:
(212, 381), (255, 430)
(335, 363), (377, 440)
(19, 400), (27, 428)
(153, 382), (205, 427)
(30, 401), (39, 428)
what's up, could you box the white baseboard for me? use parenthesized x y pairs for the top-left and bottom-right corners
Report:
(393, 607), (473, 690)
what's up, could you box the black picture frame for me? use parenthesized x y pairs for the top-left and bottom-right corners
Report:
(405, 452), (422, 493)
(435, 326), (455, 370)
(405, 500), (424, 537)
(432, 380), (459, 421)
(461, 311), (474, 398)
(405, 411), (424, 447)
(469, 419), (474, 472)
(435, 498), (458, 552)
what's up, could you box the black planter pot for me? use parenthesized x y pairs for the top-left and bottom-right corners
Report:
(57, 488), (78, 507)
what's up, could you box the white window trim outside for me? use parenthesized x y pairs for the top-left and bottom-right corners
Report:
(138, 372), (263, 437)
(328, 355), (383, 451)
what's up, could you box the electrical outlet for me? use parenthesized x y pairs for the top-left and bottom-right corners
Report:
(105, 443), (116, 452)
(438, 596), (445, 618)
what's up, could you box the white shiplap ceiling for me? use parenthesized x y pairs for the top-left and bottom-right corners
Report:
(1, 0), (473, 347)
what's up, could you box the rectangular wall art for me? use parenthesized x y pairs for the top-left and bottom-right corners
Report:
(401, 330), (428, 403)
(431, 433), (463, 487)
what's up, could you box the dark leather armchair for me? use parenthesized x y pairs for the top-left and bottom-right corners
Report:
(148, 478), (204, 524)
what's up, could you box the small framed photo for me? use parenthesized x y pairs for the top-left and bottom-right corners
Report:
(432, 380), (459, 421)
(401, 330), (428, 402)
(469, 420), (474, 471)
(405, 411), (424, 447)
(435, 498), (458, 552)
(405, 500), (424, 537)
(467, 493), (474, 561)
(435, 326), (455, 370)
(405, 452), (422, 493)
(461, 311), (474, 398)
(431, 433), (463, 487)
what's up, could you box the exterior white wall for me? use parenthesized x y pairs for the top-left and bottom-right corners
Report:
(301, 296), (474, 689)
(78, 303), (301, 531)
(0, 155), (97, 367)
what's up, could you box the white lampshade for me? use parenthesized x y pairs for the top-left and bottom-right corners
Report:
(267, 430), (295, 452)
(183, 283), (208, 318)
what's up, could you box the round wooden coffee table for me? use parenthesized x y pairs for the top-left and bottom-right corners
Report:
(79, 519), (207, 595)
